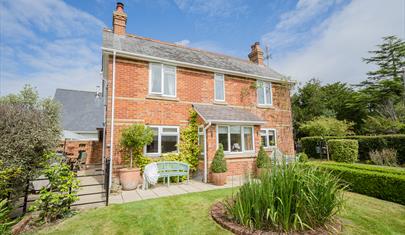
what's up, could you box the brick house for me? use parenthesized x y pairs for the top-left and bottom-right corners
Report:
(102, 3), (295, 183)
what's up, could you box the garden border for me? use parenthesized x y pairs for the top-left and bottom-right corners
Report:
(211, 202), (342, 235)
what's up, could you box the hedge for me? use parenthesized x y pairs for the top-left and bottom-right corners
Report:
(317, 161), (405, 176)
(328, 139), (358, 163)
(301, 134), (405, 164)
(308, 161), (405, 205)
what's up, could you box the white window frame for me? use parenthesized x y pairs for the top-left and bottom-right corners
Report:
(149, 63), (177, 97)
(260, 128), (277, 148)
(257, 81), (272, 106)
(145, 126), (179, 157)
(214, 73), (225, 102)
(216, 125), (255, 154)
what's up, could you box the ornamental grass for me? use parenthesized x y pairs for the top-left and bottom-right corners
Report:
(225, 162), (344, 232)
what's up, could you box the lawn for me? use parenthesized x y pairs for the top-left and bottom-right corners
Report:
(32, 188), (405, 235)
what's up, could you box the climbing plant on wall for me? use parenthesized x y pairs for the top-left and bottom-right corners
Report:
(179, 109), (201, 172)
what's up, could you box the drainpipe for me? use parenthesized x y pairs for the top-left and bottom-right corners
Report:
(203, 121), (212, 183)
(109, 51), (117, 190)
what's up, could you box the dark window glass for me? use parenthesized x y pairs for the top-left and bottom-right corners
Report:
(218, 126), (229, 151)
(146, 128), (159, 153)
(161, 135), (177, 153)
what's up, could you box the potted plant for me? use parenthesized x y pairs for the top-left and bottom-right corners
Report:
(256, 145), (270, 176)
(211, 144), (227, 186)
(119, 124), (153, 190)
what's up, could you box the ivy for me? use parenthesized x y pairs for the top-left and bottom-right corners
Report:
(178, 109), (201, 172)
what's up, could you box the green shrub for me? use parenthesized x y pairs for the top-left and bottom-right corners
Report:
(308, 161), (405, 205)
(30, 162), (80, 223)
(256, 146), (270, 168)
(297, 152), (308, 163)
(0, 161), (21, 200)
(301, 135), (405, 164)
(369, 149), (398, 166)
(178, 109), (200, 172)
(211, 144), (227, 173)
(0, 199), (14, 235)
(314, 161), (405, 176)
(327, 139), (358, 163)
(225, 163), (344, 232)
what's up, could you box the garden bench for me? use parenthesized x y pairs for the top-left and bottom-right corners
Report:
(143, 161), (189, 190)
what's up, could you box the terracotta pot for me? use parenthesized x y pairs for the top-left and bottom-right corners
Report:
(212, 172), (227, 186)
(119, 168), (141, 190)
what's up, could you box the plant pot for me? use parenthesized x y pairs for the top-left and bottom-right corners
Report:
(119, 168), (141, 190)
(212, 172), (227, 186)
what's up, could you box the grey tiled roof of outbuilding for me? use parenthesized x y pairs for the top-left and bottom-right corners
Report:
(193, 104), (265, 124)
(54, 89), (104, 132)
(102, 30), (287, 81)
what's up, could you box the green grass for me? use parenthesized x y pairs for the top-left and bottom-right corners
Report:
(31, 189), (405, 235)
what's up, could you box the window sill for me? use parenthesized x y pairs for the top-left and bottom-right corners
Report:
(256, 104), (274, 109)
(224, 152), (256, 159)
(213, 100), (227, 105)
(146, 95), (179, 102)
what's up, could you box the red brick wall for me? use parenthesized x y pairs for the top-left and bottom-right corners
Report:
(104, 56), (295, 176)
(57, 140), (102, 164)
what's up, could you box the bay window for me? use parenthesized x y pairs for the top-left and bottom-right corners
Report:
(149, 63), (176, 97)
(145, 126), (179, 156)
(217, 125), (254, 153)
(214, 73), (225, 101)
(257, 81), (272, 105)
(260, 128), (276, 148)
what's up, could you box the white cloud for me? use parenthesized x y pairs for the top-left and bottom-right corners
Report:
(174, 39), (191, 46)
(0, 0), (105, 97)
(174, 0), (248, 17)
(268, 0), (404, 85)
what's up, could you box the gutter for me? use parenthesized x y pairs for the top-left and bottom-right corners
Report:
(109, 51), (117, 190)
(101, 47), (296, 85)
(203, 121), (212, 183)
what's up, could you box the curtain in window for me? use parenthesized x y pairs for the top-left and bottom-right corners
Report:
(215, 75), (224, 101)
(243, 127), (253, 151)
(151, 64), (162, 93)
(164, 66), (175, 96)
(265, 82), (272, 105)
(257, 81), (265, 104)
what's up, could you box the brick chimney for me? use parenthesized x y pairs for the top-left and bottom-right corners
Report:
(248, 42), (264, 65)
(113, 2), (127, 35)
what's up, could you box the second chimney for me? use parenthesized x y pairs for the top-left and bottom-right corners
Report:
(248, 42), (264, 65)
(113, 2), (127, 35)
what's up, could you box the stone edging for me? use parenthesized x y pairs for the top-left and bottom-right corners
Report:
(211, 202), (342, 235)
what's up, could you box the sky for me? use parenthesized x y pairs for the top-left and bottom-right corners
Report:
(0, 0), (404, 97)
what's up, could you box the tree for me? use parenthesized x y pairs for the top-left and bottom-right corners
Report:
(300, 117), (354, 160)
(211, 144), (227, 173)
(0, 85), (61, 199)
(120, 124), (153, 168)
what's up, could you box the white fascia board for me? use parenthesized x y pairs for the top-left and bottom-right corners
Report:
(101, 47), (296, 84)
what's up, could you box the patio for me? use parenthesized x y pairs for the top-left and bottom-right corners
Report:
(109, 175), (245, 204)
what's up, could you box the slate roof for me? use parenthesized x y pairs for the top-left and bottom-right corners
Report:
(54, 89), (104, 132)
(193, 104), (265, 124)
(102, 30), (288, 81)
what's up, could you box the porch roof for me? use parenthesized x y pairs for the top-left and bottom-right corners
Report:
(192, 104), (266, 125)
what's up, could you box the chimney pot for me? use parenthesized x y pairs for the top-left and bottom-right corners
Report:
(248, 42), (264, 65)
(116, 2), (124, 11)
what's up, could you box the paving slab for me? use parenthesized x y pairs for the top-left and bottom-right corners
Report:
(137, 188), (159, 200)
(121, 190), (142, 202)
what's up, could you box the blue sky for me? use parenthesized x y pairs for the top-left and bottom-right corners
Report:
(0, 0), (403, 97)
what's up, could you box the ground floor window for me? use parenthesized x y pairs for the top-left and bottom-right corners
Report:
(260, 128), (276, 148)
(217, 125), (254, 153)
(145, 126), (179, 156)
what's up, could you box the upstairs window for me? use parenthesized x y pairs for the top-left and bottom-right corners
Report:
(260, 128), (276, 148)
(214, 74), (225, 101)
(149, 63), (176, 97)
(257, 81), (272, 105)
